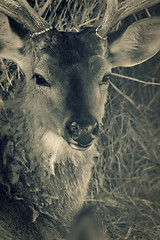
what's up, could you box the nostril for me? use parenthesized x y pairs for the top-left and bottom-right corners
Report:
(68, 121), (82, 140)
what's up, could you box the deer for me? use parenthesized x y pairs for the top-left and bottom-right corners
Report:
(0, 0), (160, 239)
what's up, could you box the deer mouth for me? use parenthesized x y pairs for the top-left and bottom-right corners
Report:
(62, 131), (94, 150)
(70, 142), (93, 151)
(65, 135), (95, 151)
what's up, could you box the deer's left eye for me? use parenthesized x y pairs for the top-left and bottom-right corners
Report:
(34, 74), (50, 87)
(100, 75), (110, 85)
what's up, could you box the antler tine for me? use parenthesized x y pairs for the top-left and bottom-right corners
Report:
(97, 0), (160, 37)
(111, 0), (160, 31)
(0, 0), (49, 32)
(96, 0), (118, 39)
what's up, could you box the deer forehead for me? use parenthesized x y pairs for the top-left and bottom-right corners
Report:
(21, 30), (109, 81)
(30, 30), (107, 63)
(35, 53), (108, 77)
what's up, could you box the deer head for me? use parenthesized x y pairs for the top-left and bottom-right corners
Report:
(0, 0), (160, 152)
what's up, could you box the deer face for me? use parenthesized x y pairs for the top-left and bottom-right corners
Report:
(17, 29), (110, 151)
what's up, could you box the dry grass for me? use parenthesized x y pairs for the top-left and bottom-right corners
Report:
(0, 1), (160, 239)
(89, 65), (160, 239)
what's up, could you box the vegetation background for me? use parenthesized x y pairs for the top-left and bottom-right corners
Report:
(0, 1), (160, 239)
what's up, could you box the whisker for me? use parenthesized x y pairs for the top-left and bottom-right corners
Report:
(110, 72), (160, 86)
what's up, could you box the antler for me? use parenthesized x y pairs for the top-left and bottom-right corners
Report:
(114, 0), (160, 27)
(96, 0), (118, 38)
(97, 0), (160, 37)
(0, 0), (49, 32)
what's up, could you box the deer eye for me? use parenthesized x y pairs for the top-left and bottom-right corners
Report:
(100, 75), (110, 85)
(34, 74), (50, 87)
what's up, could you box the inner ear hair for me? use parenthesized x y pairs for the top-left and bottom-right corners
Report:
(107, 24), (129, 46)
(8, 17), (30, 39)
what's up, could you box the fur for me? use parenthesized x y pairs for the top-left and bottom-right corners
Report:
(0, 79), (97, 239)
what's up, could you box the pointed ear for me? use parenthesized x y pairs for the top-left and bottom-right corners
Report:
(0, 13), (29, 65)
(108, 17), (160, 68)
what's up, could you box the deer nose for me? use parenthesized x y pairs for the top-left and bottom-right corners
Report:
(65, 119), (99, 150)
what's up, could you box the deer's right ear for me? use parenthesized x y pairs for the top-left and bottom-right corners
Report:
(107, 17), (160, 68)
(0, 13), (27, 64)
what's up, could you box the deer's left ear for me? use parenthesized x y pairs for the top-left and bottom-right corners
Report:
(0, 12), (29, 65)
(108, 17), (160, 68)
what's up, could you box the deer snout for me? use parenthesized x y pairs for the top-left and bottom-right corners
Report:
(64, 118), (99, 150)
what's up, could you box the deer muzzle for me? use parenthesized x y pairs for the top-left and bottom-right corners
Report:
(64, 118), (99, 150)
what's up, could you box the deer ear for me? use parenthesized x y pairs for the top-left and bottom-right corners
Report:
(108, 17), (160, 68)
(0, 13), (28, 64)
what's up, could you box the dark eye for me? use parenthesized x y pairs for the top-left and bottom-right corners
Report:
(34, 74), (50, 87)
(100, 75), (110, 85)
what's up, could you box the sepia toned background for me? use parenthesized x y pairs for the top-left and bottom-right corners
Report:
(0, 1), (160, 239)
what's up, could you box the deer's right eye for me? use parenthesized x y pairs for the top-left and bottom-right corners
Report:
(34, 74), (50, 87)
